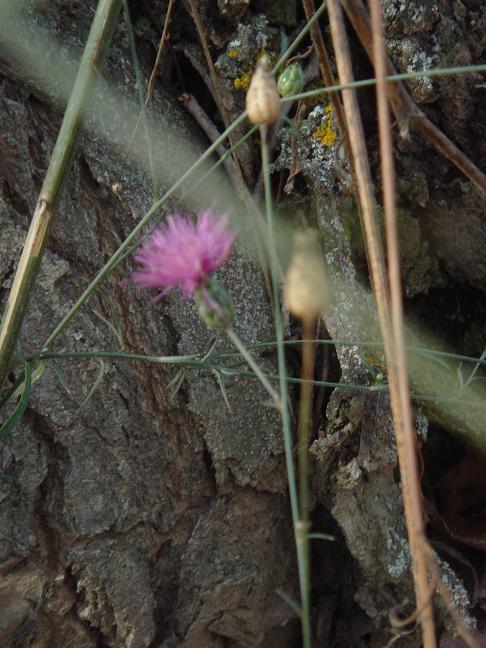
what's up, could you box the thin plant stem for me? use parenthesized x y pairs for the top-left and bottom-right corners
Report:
(281, 63), (486, 104)
(370, 0), (436, 641)
(327, 1), (435, 645)
(225, 328), (280, 405)
(216, 338), (486, 367)
(22, 350), (486, 410)
(260, 124), (310, 647)
(146, 0), (175, 102)
(0, 0), (123, 388)
(297, 317), (317, 644)
(301, 0), (350, 156)
(127, 0), (176, 152)
(122, 0), (158, 200)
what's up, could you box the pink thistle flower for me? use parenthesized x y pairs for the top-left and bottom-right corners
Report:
(132, 210), (236, 302)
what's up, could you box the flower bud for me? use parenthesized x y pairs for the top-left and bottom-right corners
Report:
(277, 63), (304, 97)
(285, 230), (329, 320)
(245, 54), (280, 126)
(194, 279), (234, 330)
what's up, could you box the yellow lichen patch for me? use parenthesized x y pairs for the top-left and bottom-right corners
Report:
(227, 49), (238, 59)
(312, 106), (337, 148)
(234, 64), (254, 91)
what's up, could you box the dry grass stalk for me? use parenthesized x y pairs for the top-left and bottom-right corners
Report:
(146, 0), (175, 103)
(301, 0), (349, 147)
(326, 0), (435, 645)
(128, 0), (175, 150)
(342, 0), (486, 196)
(369, 0), (436, 644)
(188, 0), (241, 170)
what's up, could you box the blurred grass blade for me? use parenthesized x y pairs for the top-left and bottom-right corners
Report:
(46, 362), (71, 395)
(462, 348), (486, 392)
(307, 533), (335, 541)
(0, 362), (32, 440)
(276, 589), (302, 619)
(79, 359), (106, 409)
(0, 0), (123, 387)
(212, 370), (231, 412)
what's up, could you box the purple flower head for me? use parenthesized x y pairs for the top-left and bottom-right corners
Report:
(132, 210), (236, 302)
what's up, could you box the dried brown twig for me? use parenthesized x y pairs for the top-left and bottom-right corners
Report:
(127, 0), (175, 153)
(342, 0), (486, 196)
(326, 0), (436, 645)
(146, 0), (175, 103)
(368, 0), (436, 644)
(301, 0), (351, 159)
(178, 92), (243, 194)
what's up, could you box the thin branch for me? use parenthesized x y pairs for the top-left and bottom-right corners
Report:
(369, 0), (436, 644)
(127, 0), (175, 152)
(146, 0), (175, 103)
(326, 1), (435, 646)
(187, 0), (242, 177)
(178, 92), (243, 193)
(342, 0), (486, 195)
(301, 0), (351, 159)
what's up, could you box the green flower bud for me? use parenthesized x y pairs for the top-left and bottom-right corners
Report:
(277, 63), (304, 97)
(194, 279), (234, 331)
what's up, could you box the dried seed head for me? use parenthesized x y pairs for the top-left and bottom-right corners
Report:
(285, 230), (329, 320)
(245, 54), (280, 126)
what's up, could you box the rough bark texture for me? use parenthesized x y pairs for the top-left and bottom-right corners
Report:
(0, 1), (485, 647)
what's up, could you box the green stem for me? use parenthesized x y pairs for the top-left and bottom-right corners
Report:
(0, 0), (123, 387)
(19, 349), (486, 410)
(225, 328), (280, 405)
(260, 125), (310, 647)
(281, 63), (486, 105)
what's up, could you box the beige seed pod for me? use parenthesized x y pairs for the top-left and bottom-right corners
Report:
(285, 230), (329, 320)
(245, 54), (280, 126)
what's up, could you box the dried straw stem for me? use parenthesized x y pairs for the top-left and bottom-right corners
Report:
(326, 1), (436, 645)
(301, 0), (350, 149)
(146, 0), (175, 103)
(369, 0), (436, 644)
(342, 0), (486, 196)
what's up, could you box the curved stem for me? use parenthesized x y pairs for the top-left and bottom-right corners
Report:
(225, 328), (280, 406)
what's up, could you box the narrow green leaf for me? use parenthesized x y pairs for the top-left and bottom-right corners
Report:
(79, 359), (105, 408)
(212, 370), (231, 412)
(168, 368), (186, 400)
(276, 589), (302, 618)
(307, 532), (335, 542)
(0, 362), (32, 440)
(46, 362), (71, 394)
